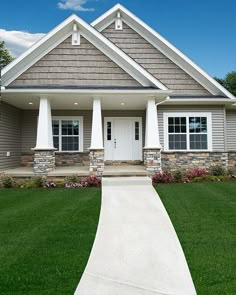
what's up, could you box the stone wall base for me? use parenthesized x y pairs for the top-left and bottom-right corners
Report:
(22, 152), (89, 167)
(33, 150), (55, 175)
(162, 152), (229, 172)
(144, 148), (161, 175)
(228, 152), (236, 168)
(89, 149), (104, 177)
(55, 152), (89, 166)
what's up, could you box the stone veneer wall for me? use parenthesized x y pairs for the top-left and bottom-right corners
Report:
(228, 152), (236, 168)
(162, 152), (229, 172)
(55, 152), (89, 166)
(89, 149), (104, 177)
(33, 150), (55, 174)
(143, 149), (162, 174)
(21, 152), (89, 167)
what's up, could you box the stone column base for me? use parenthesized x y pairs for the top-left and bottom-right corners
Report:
(33, 150), (55, 175)
(144, 148), (162, 175)
(89, 149), (104, 177)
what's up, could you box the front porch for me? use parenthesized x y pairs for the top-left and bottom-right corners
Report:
(3, 165), (147, 178)
(2, 88), (170, 176)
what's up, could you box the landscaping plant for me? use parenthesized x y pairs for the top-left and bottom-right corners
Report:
(209, 165), (226, 176)
(0, 174), (15, 188)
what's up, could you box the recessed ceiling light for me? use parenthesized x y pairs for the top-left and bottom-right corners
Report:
(29, 102), (33, 105)
(74, 102), (78, 105)
(121, 102), (125, 106)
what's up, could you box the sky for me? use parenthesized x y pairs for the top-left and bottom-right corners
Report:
(0, 0), (235, 78)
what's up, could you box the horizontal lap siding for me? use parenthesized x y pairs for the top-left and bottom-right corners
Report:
(21, 110), (93, 152)
(102, 23), (210, 95)
(157, 105), (225, 151)
(21, 110), (38, 152)
(226, 110), (236, 151)
(10, 36), (140, 87)
(0, 102), (22, 169)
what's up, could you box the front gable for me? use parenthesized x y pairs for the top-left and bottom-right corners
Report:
(102, 22), (210, 95)
(2, 14), (167, 90)
(92, 4), (235, 99)
(10, 35), (141, 87)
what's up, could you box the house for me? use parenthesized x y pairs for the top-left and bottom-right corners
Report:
(1, 4), (235, 177)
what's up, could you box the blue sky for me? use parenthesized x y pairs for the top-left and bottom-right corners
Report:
(0, 0), (235, 78)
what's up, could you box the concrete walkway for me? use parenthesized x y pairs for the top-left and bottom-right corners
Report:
(75, 177), (196, 295)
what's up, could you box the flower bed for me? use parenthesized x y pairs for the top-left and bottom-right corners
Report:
(152, 165), (236, 185)
(0, 174), (101, 189)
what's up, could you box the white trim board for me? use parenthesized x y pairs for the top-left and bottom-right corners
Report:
(92, 4), (235, 100)
(104, 117), (143, 161)
(1, 15), (167, 90)
(52, 116), (84, 152)
(163, 112), (212, 152)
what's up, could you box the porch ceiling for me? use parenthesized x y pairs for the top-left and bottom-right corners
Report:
(1, 89), (171, 110)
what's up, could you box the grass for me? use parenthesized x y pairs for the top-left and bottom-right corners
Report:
(156, 182), (236, 295)
(0, 188), (101, 295)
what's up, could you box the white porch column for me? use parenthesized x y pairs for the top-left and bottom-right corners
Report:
(90, 98), (103, 149)
(35, 97), (54, 150)
(89, 97), (104, 177)
(145, 98), (161, 149)
(144, 98), (162, 174)
(33, 96), (55, 174)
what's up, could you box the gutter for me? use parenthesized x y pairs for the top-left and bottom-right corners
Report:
(156, 96), (170, 106)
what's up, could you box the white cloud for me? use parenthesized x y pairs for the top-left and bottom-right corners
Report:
(0, 29), (45, 57)
(58, 0), (95, 12)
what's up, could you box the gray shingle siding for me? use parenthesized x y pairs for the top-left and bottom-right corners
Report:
(0, 102), (22, 170)
(102, 22), (210, 95)
(10, 36), (140, 87)
(226, 110), (236, 151)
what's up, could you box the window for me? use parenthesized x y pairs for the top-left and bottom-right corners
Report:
(52, 117), (83, 152)
(164, 113), (212, 151)
(135, 121), (140, 140)
(107, 122), (112, 141)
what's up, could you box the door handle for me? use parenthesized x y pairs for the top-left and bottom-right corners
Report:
(114, 139), (116, 148)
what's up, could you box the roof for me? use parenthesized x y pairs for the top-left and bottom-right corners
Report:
(91, 4), (235, 100)
(1, 3), (235, 100)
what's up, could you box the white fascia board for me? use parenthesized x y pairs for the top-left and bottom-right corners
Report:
(2, 88), (172, 96)
(1, 13), (167, 90)
(164, 98), (235, 105)
(92, 4), (235, 99)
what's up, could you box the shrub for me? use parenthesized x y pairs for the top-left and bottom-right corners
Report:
(173, 169), (185, 183)
(65, 175), (80, 184)
(227, 167), (236, 176)
(82, 176), (101, 187)
(209, 165), (226, 176)
(152, 172), (173, 184)
(185, 168), (208, 180)
(31, 176), (46, 188)
(0, 174), (15, 188)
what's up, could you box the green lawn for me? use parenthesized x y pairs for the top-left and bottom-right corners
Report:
(156, 182), (236, 295)
(0, 188), (101, 295)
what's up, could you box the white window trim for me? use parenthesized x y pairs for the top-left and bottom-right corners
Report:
(163, 112), (212, 152)
(52, 116), (83, 153)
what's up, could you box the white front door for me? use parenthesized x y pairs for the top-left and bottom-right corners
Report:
(104, 117), (142, 161)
